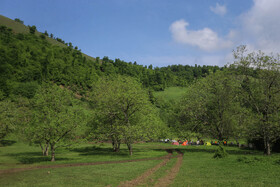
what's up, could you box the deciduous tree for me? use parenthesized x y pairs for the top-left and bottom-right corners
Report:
(26, 84), (86, 161)
(180, 70), (243, 141)
(89, 76), (164, 155)
(232, 46), (280, 155)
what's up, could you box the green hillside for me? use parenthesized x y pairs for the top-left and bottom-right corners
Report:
(0, 15), (95, 61)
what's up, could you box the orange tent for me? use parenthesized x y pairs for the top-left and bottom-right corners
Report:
(182, 141), (188, 146)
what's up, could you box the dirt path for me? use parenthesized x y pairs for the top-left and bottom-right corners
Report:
(154, 149), (184, 187)
(0, 150), (174, 175)
(118, 150), (173, 187)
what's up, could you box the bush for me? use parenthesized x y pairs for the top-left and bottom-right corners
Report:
(12, 81), (39, 98)
(28, 25), (36, 34)
(213, 145), (228, 159)
(14, 18), (24, 24)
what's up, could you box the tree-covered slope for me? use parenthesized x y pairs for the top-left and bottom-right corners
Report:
(0, 15), (224, 99)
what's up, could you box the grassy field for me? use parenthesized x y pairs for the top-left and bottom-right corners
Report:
(0, 140), (168, 170)
(1, 139), (280, 186)
(173, 146), (280, 186)
(0, 160), (162, 187)
(154, 87), (188, 101)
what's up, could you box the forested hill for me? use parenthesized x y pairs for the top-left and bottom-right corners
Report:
(0, 15), (223, 99)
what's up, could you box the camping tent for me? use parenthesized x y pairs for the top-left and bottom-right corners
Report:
(172, 142), (179, 145)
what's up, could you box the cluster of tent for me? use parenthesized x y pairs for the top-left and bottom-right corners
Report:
(170, 139), (214, 146)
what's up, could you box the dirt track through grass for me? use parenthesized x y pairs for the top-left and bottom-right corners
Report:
(0, 149), (174, 175)
(118, 149), (184, 187)
(154, 149), (184, 187)
(118, 150), (173, 187)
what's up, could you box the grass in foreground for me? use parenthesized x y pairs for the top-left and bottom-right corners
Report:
(1, 140), (280, 186)
(0, 160), (162, 187)
(172, 145), (280, 187)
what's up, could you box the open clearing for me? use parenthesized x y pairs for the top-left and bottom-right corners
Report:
(1, 141), (280, 186)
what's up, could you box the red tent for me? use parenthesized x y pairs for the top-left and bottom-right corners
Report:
(172, 142), (179, 145)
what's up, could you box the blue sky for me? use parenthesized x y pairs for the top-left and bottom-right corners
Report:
(1, 0), (279, 67)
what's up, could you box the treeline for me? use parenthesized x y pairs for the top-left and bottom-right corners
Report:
(0, 24), (222, 99)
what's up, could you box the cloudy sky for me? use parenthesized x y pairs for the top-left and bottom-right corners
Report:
(1, 0), (279, 67)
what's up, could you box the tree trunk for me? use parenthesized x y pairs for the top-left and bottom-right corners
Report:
(127, 143), (133, 156)
(44, 143), (49, 156)
(113, 143), (121, 152)
(264, 137), (271, 156)
(112, 139), (115, 151)
(40, 143), (44, 156)
(112, 137), (121, 152)
(40, 143), (49, 156)
(267, 141), (271, 155)
(115, 142), (121, 152)
(51, 144), (55, 162)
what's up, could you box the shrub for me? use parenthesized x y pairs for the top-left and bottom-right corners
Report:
(213, 145), (228, 159)
(237, 156), (264, 164)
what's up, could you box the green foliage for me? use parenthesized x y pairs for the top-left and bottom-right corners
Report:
(11, 81), (39, 98)
(89, 75), (165, 154)
(0, 22), (223, 99)
(0, 100), (17, 141)
(179, 70), (244, 141)
(213, 145), (228, 159)
(25, 83), (87, 161)
(14, 18), (24, 24)
(232, 46), (280, 155)
(44, 30), (48, 36)
(40, 34), (46, 39)
(28, 25), (36, 34)
(0, 90), (5, 101)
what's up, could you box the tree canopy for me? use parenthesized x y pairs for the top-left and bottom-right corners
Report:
(89, 75), (165, 155)
(25, 83), (87, 161)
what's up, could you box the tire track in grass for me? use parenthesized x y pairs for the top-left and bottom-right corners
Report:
(118, 150), (174, 187)
(0, 150), (174, 175)
(154, 149), (184, 187)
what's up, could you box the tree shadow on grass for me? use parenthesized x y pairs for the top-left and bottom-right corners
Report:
(70, 146), (132, 157)
(70, 145), (160, 158)
(0, 140), (16, 147)
(5, 152), (71, 164)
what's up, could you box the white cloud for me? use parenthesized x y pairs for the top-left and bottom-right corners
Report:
(240, 0), (280, 53)
(210, 3), (227, 16)
(169, 19), (233, 52)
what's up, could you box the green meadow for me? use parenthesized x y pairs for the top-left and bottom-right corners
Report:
(154, 87), (188, 101)
(1, 139), (280, 186)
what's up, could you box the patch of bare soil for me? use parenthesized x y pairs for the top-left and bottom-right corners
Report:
(0, 150), (174, 175)
(118, 150), (173, 187)
(154, 149), (184, 187)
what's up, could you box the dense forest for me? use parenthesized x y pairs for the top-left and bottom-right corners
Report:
(1, 18), (280, 160)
